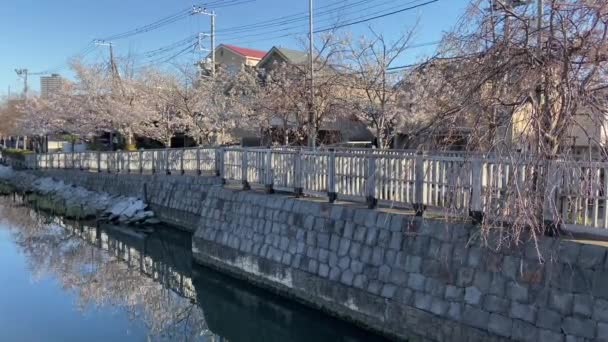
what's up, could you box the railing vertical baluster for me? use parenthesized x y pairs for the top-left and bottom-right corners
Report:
(242, 149), (250, 190)
(294, 150), (303, 197)
(414, 154), (425, 216)
(265, 149), (273, 193)
(151, 151), (156, 174)
(328, 149), (337, 203)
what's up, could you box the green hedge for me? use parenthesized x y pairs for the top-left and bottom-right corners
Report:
(2, 148), (34, 161)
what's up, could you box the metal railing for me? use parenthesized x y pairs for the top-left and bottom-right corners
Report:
(13, 146), (608, 232)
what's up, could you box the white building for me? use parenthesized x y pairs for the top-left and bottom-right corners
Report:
(40, 74), (63, 99)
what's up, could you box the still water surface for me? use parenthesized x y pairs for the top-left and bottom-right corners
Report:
(0, 197), (390, 342)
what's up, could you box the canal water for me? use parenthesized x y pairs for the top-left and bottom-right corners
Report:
(0, 196), (391, 342)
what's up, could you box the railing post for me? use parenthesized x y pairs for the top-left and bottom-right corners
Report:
(366, 155), (377, 209)
(215, 147), (222, 177)
(139, 150), (144, 174)
(543, 159), (560, 232)
(71, 150), (75, 169)
(151, 151), (156, 174)
(294, 150), (303, 197)
(180, 149), (185, 175)
(127, 151), (131, 173)
(64, 153), (67, 170)
(196, 147), (202, 175)
(242, 149), (250, 190)
(117, 151), (122, 173)
(469, 158), (483, 224)
(414, 153), (425, 216)
(166, 150), (171, 175)
(328, 149), (337, 203)
(265, 149), (273, 193)
(97, 151), (101, 173)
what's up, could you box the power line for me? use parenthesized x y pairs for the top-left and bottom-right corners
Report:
(220, 0), (437, 46)
(315, 0), (439, 33)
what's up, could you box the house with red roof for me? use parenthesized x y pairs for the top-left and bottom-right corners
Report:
(207, 44), (267, 72)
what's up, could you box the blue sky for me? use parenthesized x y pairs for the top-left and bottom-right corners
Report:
(0, 0), (469, 95)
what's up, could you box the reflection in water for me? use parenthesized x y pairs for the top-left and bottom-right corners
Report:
(0, 196), (390, 342)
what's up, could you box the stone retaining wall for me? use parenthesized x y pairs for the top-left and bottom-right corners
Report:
(193, 186), (608, 342)
(31, 170), (221, 232)
(24, 169), (608, 341)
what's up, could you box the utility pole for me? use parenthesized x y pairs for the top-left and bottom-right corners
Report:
(94, 40), (119, 80)
(14, 68), (28, 98)
(308, 0), (316, 148)
(536, 0), (543, 53)
(193, 6), (216, 78)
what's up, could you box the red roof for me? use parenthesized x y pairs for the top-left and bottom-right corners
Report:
(223, 44), (267, 59)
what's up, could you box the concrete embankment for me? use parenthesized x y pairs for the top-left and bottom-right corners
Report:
(7, 167), (608, 342)
(0, 167), (154, 224)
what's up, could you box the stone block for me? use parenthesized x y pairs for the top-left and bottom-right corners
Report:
(510, 302), (537, 323)
(368, 280), (382, 295)
(430, 298), (449, 316)
(371, 247), (384, 266)
(389, 269), (407, 285)
(462, 305), (489, 330)
(447, 302), (462, 321)
(329, 267), (341, 281)
(503, 255), (520, 280)
(445, 285), (464, 301)
(563, 316), (595, 339)
(594, 299), (608, 323)
(473, 271), (492, 292)
(414, 292), (432, 311)
(488, 313), (512, 338)
(361, 246), (372, 264)
(536, 308), (562, 332)
(329, 234), (340, 252)
(593, 271), (608, 300)
(538, 329), (564, 342)
(338, 238), (351, 257)
(507, 282), (529, 303)
(381, 284), (397, 299)
(308, 259), (318, 274)
(365, 227), (379, 245)
(404, 255), (422, 273)
(549, 290), (573, 316)
(377, 229), (390, 248)
(464, 286), (482, 306)
(353, 225), (367, 242)
(456, 268), (475, 287)
(408, 273), (426, 291)
(578, 244), (606, 269)
(598, 322), (608, 341)
(364, 211), (378, 228)
(317, 233), (329, 250)
(511, 319), (539, 342)
(340, 270), (355, 286)
(389, 231), (403, 250)
(573, 294), (593, 317)
(351, 260), (364, 274)
(467, 247), (482, 268)
(483, 295), (509, 314)
(349, 241), (362, 260)
(379, 265), (391, 282)
(353, 274), (368, 289)
(389, 215), (403, 232)
(318, 263), (330, 278)
(343, 222), (355, 239)
(425, 278), (446, 297)
(318, 248), (329, 263)
(338, 256), (351, 271)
